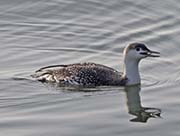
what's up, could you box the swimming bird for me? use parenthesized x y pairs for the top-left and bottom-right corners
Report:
(32, 43), (160, 86)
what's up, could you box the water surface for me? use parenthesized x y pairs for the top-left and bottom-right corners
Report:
(1, 0), (180, 135)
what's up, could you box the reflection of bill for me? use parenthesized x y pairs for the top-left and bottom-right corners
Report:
(124, 85), (161, 123)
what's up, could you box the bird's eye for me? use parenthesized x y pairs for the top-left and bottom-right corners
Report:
(136, 48), (140, 51)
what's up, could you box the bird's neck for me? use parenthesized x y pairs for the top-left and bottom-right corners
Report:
(123, 58), (141, 85)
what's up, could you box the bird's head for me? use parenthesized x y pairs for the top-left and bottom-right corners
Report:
(123, 43), (160, 61)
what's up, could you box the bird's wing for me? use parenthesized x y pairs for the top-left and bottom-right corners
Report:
(32, 62), (123, 85)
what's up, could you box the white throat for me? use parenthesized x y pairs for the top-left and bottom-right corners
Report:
(123, 57), (141, 85)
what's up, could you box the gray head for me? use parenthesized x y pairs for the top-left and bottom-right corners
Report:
(123, 43), (160, 61)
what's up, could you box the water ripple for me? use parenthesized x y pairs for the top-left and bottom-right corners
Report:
(1, 0), (180, 135)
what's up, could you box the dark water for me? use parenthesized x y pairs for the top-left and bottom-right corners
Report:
(1, 0), (180, 135)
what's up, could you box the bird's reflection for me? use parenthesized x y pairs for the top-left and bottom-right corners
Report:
(36, 80), (162, 123)
(124, 85), (161, 123)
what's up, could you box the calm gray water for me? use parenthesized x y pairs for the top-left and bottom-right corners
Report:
(1, 0), (180, 135)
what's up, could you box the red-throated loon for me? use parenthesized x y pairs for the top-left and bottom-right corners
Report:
(32, 43), (160, 86)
